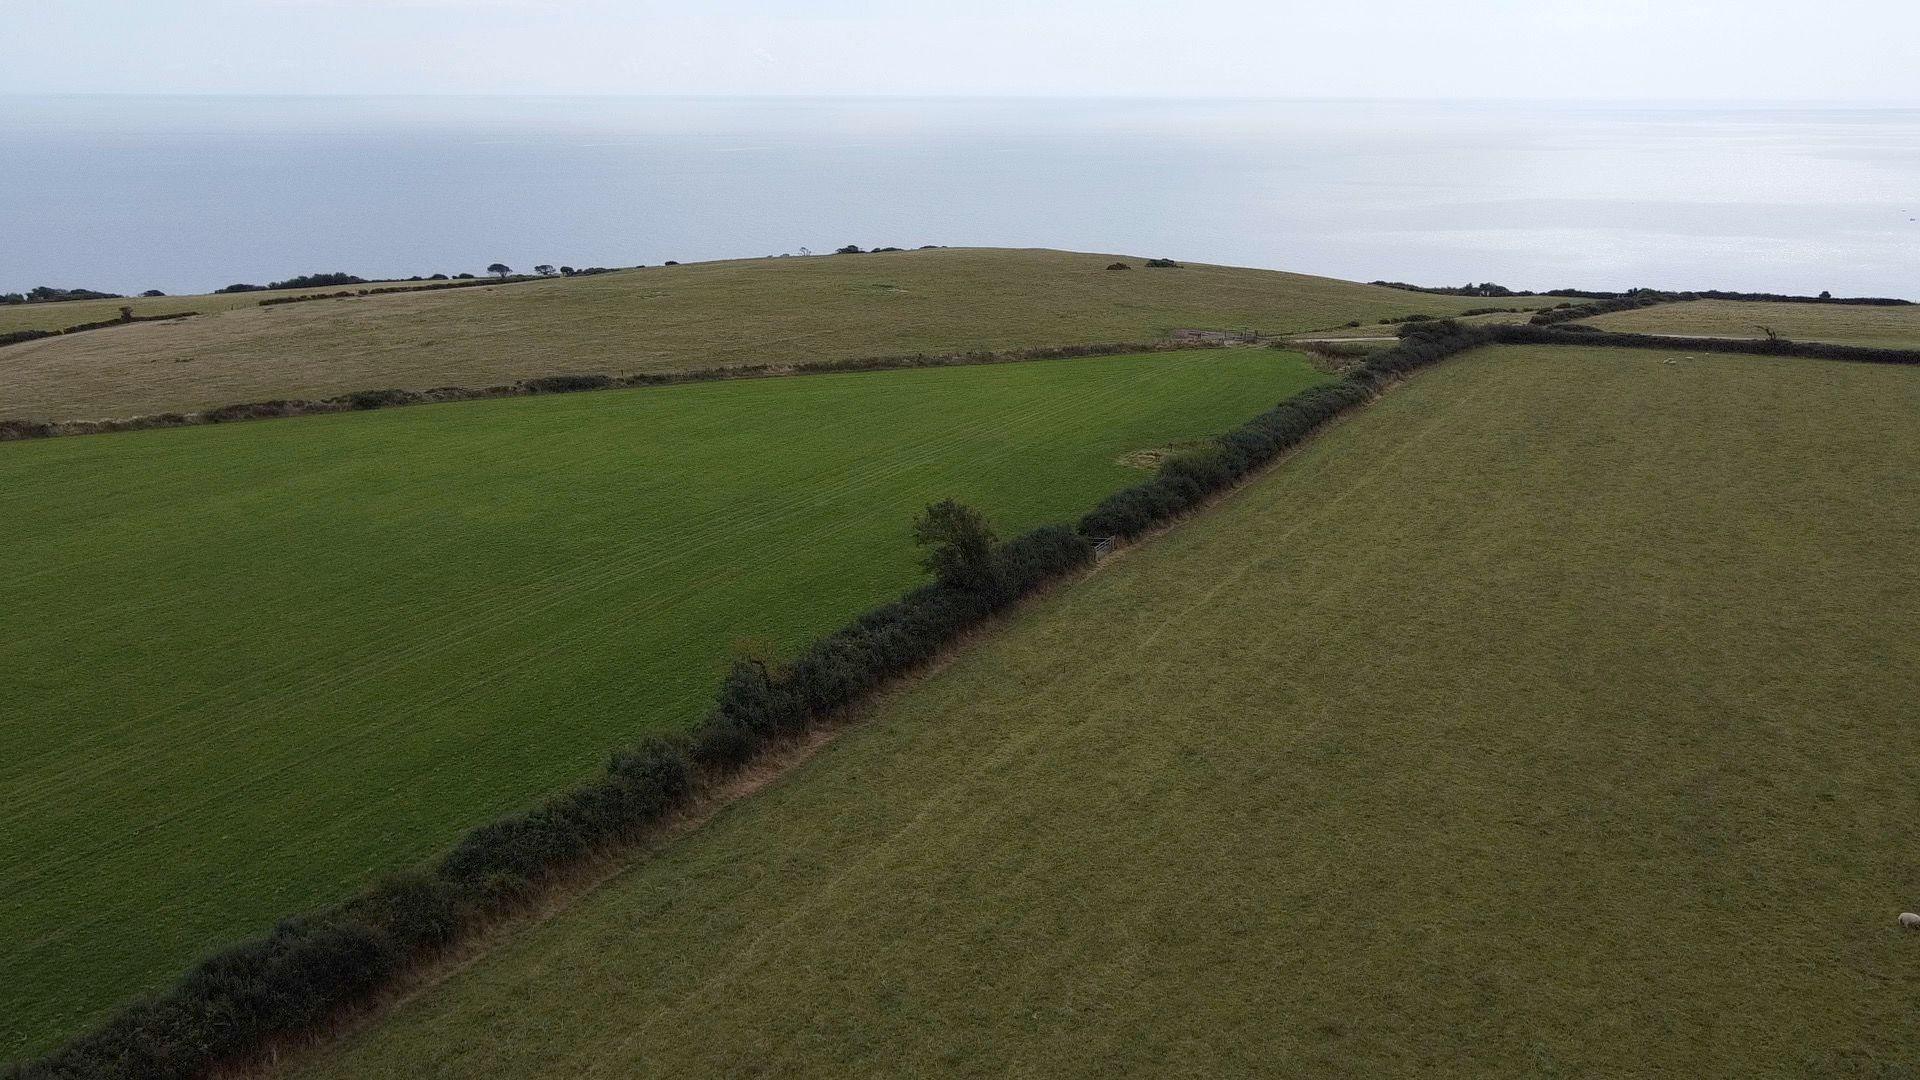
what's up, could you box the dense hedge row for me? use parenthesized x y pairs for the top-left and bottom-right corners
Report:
(257, 276), (543, 306)
(1528, 292), (1679, 326)
(11, 510), (1094, 1080)
(0, 339), (1219, 441)
(1489, 324), (1920, 365)
(1079, 321), (1496, 538)
(1374, 281), (1912, 306)
(0, 311), (199, 352)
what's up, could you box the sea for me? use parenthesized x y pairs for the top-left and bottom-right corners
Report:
(3, 95), (1916, 298)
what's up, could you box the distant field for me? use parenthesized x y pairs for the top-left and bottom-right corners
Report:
(0, 248), (1550, 421)
(1584, 298), (1920, 347)
(296, 345), (1920, 1078)
(0, 347), (1327, 1060)
(0, 279), (434, 332)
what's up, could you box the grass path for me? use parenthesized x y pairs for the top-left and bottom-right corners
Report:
(293, 344), (1920, 1078)
(0, 347), (1326, 1059)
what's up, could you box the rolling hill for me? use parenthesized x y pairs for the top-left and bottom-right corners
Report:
(0, 248), (1549, 421)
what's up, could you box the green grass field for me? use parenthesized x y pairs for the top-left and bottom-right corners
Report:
(292, 344), (1920, 1078)
(0, 248), (1549, 422)
(0, 348), (1329, 1060)
(1583, 298), (1920, 347)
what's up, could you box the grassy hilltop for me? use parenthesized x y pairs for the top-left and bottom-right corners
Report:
(0, 248), (1545, 421)
(292, 344), (1920, 1078)
(0, 347), (1328, 1059)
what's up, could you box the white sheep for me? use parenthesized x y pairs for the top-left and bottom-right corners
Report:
(1899, 912), (1920, 929)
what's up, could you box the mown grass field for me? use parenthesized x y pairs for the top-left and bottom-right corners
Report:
(0, 248), (1550, 421)
(1583, 298), (1920, 347)
(0, 348), (1329, 1060)
(294, 344), (1920, 1078)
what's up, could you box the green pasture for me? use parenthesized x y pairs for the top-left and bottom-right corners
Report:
(1583, 298), (1920, 347)
(0, 347), (1326, 1059)
(297, 344), (1920, 1078)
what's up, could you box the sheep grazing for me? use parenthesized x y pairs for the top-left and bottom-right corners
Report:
(1899, 912), (1920, 929)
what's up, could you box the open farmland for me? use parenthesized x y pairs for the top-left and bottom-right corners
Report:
(0, 279), (437, 333)
(0, 248), (1551, 422)
(1582, 298), (1920, 347)
(294, 344), (1920, 1078)
(0, 347), (1329, 1059)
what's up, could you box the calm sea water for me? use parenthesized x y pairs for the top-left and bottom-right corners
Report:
(3, 96), (1916, 298)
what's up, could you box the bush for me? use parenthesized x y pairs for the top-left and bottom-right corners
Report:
(1106, 262), (1130, 270)
(1143, 258), (1181, 268)
(266, 273), (365, 291)
(913, 499), (1000, 594)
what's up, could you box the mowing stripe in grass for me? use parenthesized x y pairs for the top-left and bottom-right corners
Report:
(0, 347), (1328, 1059)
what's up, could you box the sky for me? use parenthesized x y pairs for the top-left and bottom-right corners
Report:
(3, 0), (1917, 101)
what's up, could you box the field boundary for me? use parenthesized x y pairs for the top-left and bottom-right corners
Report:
(24, 320), (1919, 1078)
(0, 311), (199, 350)
(0, 340), (1227, 442)
(8, 324), (1494, 1080)
(1488, 324), (1920, 365)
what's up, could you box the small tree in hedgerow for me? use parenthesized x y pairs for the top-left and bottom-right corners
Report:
(487, 262), (512, 278)
(913, 499), (999, 594)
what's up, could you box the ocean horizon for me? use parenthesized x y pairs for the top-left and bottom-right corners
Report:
(5, 94), (1917, 298)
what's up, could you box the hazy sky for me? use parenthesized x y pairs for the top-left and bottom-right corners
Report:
(5, 0), (1916, 100)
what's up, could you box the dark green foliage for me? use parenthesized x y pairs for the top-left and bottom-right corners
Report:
(1491, 324), (1920, 365)
(1373, 281), (1912, 306)
(1143, 258), (1181, 268)
(266, 273), (366, 291)
(1530, 292), (1678, 326)
(1107, 262), (1130, 270)
(520, 374), (614, 394)
(913, 499), (1000, 592)
(0, 286), (124, 305)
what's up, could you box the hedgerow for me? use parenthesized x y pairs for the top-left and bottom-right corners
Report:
(1079, 320), (1494, 538)
(0, 311), (198, 353)
(1528, 291), (1679, 326)
(1488, 324), (1920, 365)
(26, 315), (1915, 1078)
(9, 509), (1090, 1080)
